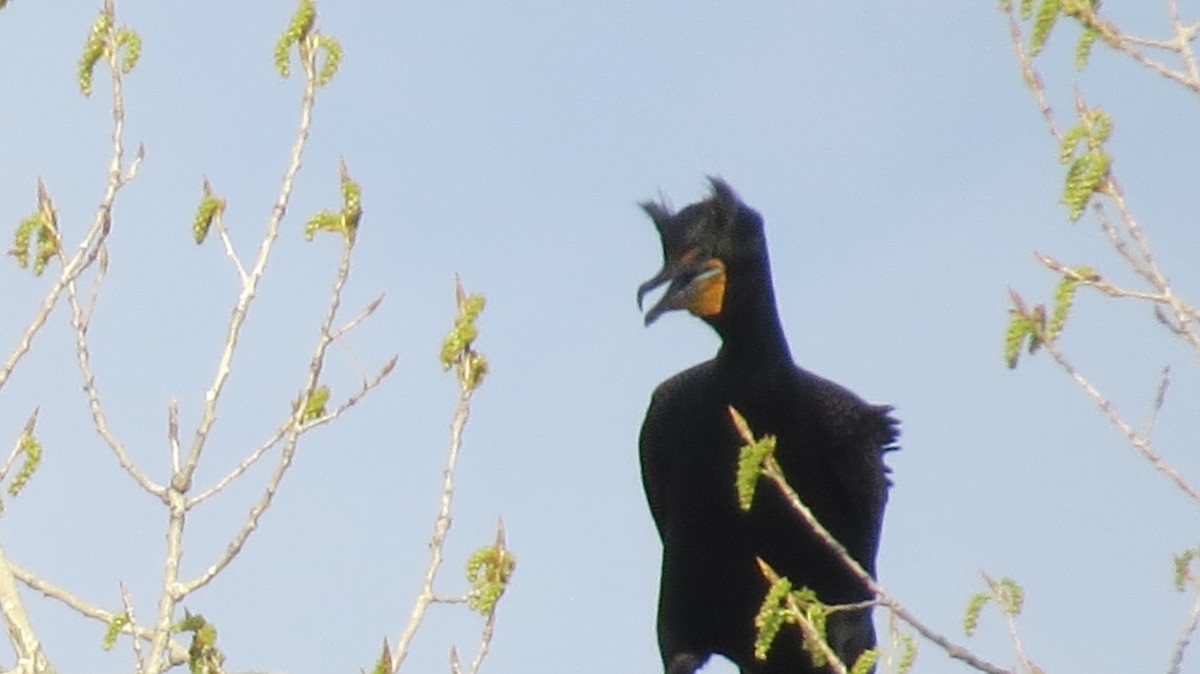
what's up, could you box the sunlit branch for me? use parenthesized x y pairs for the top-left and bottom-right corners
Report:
(1039, 339), (1200, 504)
(981, 573), (1039, 674)
(178, 231), (356, 601)
(758, 456), (1013, 674)
(0, 543), (53, 674)
(8, 562), (188, 666)
(391, 369), (478, 672)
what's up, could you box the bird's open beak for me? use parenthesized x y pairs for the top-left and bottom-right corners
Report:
(637, 253), (727, 326)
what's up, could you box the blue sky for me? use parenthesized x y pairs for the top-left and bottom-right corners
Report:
(2, 1), (1199, 673)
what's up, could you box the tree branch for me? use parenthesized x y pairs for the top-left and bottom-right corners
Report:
(391, 364), (479, 672)
(758, 456), (1013, 674)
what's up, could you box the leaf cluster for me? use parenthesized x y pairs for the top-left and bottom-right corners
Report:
(365, 640), (392, 674)
(894, 632), (917, 674)
(1175, 548), (1200, 592)
(963, 576), (1025, 637)
(1004, 266), (1096, 368)
(275, 0), (343, 86)
(440, 279), (489, 392)
(1009, 0), (1102, 69)
(305, 161), (362, 242)
(9, 181), (60, 276)
(728, 406), (777, 511)
(465, 536), (516, 615)
(102, 612), (131, 650)
(1060, 107), (1112, 221)
(9, 431), (42, 499)
(77, 6), (141, 96)
(192, 179), (226, 245)
(300, 385), (331, 422)
(754, 576), (824, 663)
(173, 612), (224, 674)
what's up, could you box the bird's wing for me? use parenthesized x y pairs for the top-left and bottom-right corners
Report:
(638, 384), (673, 540)
(638, 362), (716, 540)
(638, 374), (686, 537)
(813, 380), (900, 564)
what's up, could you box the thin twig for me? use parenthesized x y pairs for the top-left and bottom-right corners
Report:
(7, 562), (188, 666)
(1006, 14), (1061, 141)
(186, 353), (395, 509)
(65, 278), (165, 498)
(119, 583), (146, 674)
(391, 370), (478, 672)
(1041, 339), (1200, 504)
(328, 293), (385, 342)
(185, 422), (289, 509)
(1069, 3), (1199, 92)
(214, 208), (248, 285)
(168, 398), (181, 476)
(1091, 202), (1154, 285)
(758, 457), (1013, 674)
(0, 22), (137, 396)
(1033, 251), (1167, 303)
(982, 573), (1040, 674)
(1144, 366), (1171, 440)
(61, 3), (162, 502)
(177, 232), (356, 596)
(178, 32), (322, 492)
(0, 409), (39, 486)
(291, 355), (398, 432)
(1166, 0), (1200, 89)
(1104, 182), (1200, 354)
(757, 558), (849, 674)
(464, 609), (499, 674)
(148, 26), (325, 673)
(1167, 579), (1200, 674)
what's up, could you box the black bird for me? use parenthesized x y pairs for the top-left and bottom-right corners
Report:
(636, 179), (898, 674)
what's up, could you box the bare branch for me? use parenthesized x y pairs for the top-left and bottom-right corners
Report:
(58, 13), (163, 502)
(328, 294), (385, 342)
(981, 573), (1041, 674)
(119, 584), (146, 674)
(391, 367), (479, 672)
(463, 609), (499, 674)
(146, 491), (186, 672)
(1168, 579), (1200, 674)
(65, 278), (165, 499)
(1005, 14), (1061, 141)
(185, 421), (288, 509)
(148, 21), (329, 673)
(1144, 366), (1171, 439)
(8, 562), (188, 666)
(1166, 0), (1200, 89)
(178, 26), (323, 493)
(179, 229), (358, 594)
(1041, 339), (1200, 504)
(1091, 202), (1154, 285)
(1034, 251), (1167, 302)
(0, 544), (54, 674)
(1103, 182), (1200, 354)
(213, 207), (248, 285)
(758, 457), (1013, 674)
(186, 266), (393, 508)
(287, 355), (397, 434)
(168, 398), (181, 476)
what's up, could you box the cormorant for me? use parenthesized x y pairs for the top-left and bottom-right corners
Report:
(636, 178), (898, 674)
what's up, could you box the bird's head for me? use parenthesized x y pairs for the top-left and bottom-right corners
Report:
(637, 178), (768, 327)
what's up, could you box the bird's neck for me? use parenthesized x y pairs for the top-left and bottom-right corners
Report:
(712, 283), (793, 367)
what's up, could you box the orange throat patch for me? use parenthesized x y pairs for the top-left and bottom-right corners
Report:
(688, 259), (726, 317)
